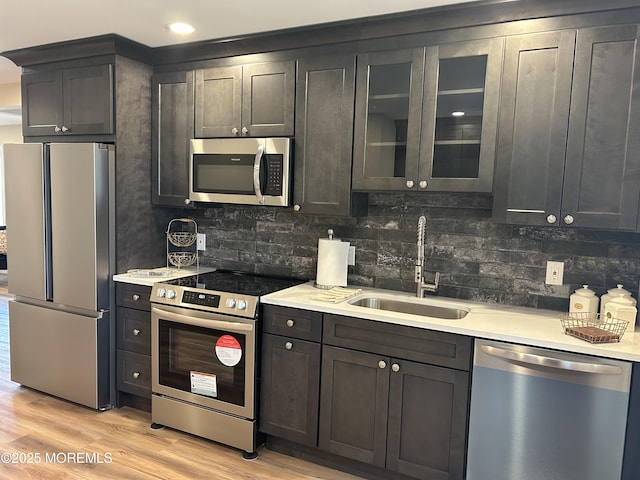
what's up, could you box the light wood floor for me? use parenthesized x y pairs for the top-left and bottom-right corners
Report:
(0, 292), (362, 480)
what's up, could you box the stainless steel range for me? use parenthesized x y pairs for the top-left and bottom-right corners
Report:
(150, 270), (302, 459)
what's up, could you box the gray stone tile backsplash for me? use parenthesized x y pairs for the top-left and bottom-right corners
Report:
(189, 192), (640, 312)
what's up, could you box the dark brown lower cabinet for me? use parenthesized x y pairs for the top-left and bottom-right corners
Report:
(261, 308), (471, 480)
(318, 346), (389, 467)
(259, 333), (321, 446)
(319, 345), (469, 480)
(115, 283), (152, 412)
(387, 358), (469, 480)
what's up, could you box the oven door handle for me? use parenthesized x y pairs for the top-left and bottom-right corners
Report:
(152, 306), (254, 333)
(253, 144), (265, 205)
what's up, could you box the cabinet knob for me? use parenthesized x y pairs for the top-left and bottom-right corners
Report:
(285, 341), (293, 350)
(563, 214), (574, 225)
(132, 372), (140, 379)
(293, 204), (301, 212)
(391, 363), (400, 372)
(54, 126), (61, 133)
(61, 126), (69, 133)
(418, 180), (427, 189)
(231, 127), (239, 135)
(184, 198), (191, 205)
(242, 127), (249, 135)
(132, 294), (140, 301)
(132, 328), (140, 336)
(405, 180), (414, 189)
(546, 214), (557, 224)
(378, 360), (387, 369)
(286, 319), (295, 327)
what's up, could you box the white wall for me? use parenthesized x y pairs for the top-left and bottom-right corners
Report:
(0, 125), (21, 143)
(0, 125), (22, 221)
(0, 82), (22, 226)
(0, 82), (19, 107)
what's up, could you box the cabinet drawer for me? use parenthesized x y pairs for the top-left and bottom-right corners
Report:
(116, 349), (151, 398)
(263, 305), (323, 341)
(323, 314), (472, 371)
(116, 283), (151, 311)
(117, 307), (151, 355)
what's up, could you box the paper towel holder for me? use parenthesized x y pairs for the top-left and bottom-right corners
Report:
(314, 229), (355, 289)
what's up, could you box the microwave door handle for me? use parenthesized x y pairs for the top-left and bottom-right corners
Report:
(253, 145), (265, 205)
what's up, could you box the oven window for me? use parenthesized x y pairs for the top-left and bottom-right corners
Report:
(158, 319), (246, 406)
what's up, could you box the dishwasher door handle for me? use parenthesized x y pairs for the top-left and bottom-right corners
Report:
(480, 344), (623, 375)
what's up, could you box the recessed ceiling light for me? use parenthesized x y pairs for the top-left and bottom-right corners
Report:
(451, 111), (465, 117)
(167, 22), (195, 34)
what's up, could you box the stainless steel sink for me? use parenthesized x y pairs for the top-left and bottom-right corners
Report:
(348, 296), (469, 319)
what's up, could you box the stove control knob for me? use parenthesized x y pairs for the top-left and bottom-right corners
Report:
(226, 298), (236, 309)
(237, 299), (247, 310)
(157, 288), (166, 298)
(166, 289), (177, 300)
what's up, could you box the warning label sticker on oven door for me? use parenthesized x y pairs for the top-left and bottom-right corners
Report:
(190, 371), (217, 397)
(215, 334), (243, 367)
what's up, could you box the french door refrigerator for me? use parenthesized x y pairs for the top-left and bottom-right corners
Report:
(3, 142), (115, 410)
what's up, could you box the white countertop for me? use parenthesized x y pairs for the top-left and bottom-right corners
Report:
(262, 282), (640, 362)
(112, 266), (214, 287)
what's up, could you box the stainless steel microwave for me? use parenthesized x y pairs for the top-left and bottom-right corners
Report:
(189, 138), (292, 206)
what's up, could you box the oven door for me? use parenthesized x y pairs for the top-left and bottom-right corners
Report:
(151, 305), (256, 419)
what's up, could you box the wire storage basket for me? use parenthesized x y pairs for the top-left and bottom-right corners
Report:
(167, 231), (197, 247)
(167, 251), (198, 268)
(166, 218), (199, 269)
(560, 312), (629, 344)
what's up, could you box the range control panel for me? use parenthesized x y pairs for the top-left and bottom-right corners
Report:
(182, 291), (221, 308)
(150, 284), (258, 318)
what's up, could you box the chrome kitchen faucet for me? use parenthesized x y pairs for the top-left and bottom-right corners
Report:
(415, 215), (440, 297)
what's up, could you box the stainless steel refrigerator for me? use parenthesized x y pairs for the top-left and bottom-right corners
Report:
(3, 142), (115, 410)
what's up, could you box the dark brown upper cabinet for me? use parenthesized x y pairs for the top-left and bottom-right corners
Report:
(293, 54), (367, 216)
(493, 25), (640, 230)
(352, 40), (503, 193)
(21, 64), (114, 137)
(419, 38), (503, 192)
(194, 61), (295, 138)
(151, 71), (195, 207)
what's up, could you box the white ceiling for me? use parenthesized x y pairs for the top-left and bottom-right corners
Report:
(0, 0), (480, 85)
(0, 0), (479, 124)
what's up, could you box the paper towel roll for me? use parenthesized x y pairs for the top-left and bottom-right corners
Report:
(316, 238), (350, 288)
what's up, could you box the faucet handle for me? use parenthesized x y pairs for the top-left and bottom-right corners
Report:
(432, 271), (441, 289)
(417, 270), (440, 297)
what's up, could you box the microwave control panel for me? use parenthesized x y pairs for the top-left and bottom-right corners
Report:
(264, 154), (283, 196)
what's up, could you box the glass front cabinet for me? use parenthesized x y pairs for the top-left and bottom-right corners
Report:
(352, 39), (504, 192)
(352, 48), (425, 191)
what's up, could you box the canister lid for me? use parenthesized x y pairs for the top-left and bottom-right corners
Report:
(609, 295), (635, 306)
(573, 285), (596, 297)
(606, 284), (632, 297)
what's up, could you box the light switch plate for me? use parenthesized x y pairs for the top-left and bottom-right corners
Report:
(197, 233), (206, 251)
(545, 261), (564, 285)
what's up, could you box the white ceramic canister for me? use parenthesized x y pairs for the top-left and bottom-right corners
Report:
(603, 295), (638, 328)
(600, 284), (636, 318)
(569, 285), (599, 320)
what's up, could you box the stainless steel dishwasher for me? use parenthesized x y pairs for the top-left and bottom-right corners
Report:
(466, 339), (632, 480)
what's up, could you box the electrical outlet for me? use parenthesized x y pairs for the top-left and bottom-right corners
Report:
(545, 261), (564, 285)
(196, 233), (206, 251)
